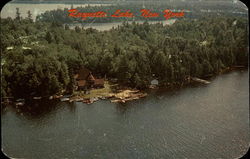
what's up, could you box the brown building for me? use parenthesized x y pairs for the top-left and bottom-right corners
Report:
(94, 79), (105, 88)
(74, 67), (104, 91)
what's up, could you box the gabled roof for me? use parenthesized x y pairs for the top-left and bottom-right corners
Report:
(88, 74), (95, 81)
(75, 67), (91, 80)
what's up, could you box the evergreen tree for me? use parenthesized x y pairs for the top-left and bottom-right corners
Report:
(15, 8), (21, 21)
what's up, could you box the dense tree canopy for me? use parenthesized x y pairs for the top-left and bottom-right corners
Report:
(1, 15), (248, 98)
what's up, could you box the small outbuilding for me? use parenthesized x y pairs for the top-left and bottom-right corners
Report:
(149, 79), (159, 89)
(150, 79), (159, 85)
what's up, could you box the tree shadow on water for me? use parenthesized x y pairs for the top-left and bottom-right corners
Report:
(6, 99), (61, 120)
(114, 102), (134, 115)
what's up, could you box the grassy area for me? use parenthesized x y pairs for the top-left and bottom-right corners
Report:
(70, 81), (148, 103)
(72, 81), (117, 99)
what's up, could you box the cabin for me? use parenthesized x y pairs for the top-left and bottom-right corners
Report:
(74, 67), (104, 91)
(94, 79), (105, 88)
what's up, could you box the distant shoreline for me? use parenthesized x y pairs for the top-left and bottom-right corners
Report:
(9, 1), (113, 4)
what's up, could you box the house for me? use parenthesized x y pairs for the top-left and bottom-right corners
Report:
(74, 67), (104, 91)
(94, 79), (104, 88)
(76, 80), (87, 90)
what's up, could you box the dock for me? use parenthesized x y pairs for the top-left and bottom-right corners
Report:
(190, 77), (211, 84)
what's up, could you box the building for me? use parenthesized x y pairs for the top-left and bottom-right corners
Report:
(74, 67), (104, 91)
(93, 79), (105, 88)
(149, 79), (159, 89)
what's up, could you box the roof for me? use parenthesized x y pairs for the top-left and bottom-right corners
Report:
(74, 74), (79, 79)
(151, 79), (159, 85)
(88, 74), (95, 81)
(75, 67), (91, 80)
(77, 80), (86, 87)
(94, 79), (104, 86)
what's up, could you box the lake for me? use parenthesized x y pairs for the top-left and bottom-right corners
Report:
(0, 3), (112, 21)
(1, 70), (249, 158)
(1, 2), (176, 31)
(1, 2), (175, 31)
(68, 19), (176, 31)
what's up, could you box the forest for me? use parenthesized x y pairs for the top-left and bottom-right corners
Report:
(1, 12), (248, 99)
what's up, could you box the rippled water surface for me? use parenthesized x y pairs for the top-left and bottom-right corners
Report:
(1, 71), (249, 158)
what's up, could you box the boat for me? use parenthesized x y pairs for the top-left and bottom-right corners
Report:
(99, 96), (106, 100)
(60, 97), (70, 102)
(91, 97), (98, 102)
(15, 99), (25, 106)
(16, 102), (25, 106)
(75, 98), (83, 102)
(60, 95), (72, 102)
(190, 77), (211, 84)
(83, 98), (93, 104)
(82, 97), (99, 104)
(33, 96), (42, 100)
(111, 99), (125, 103)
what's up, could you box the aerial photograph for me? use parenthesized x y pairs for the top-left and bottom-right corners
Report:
(1, 0), (249, 158)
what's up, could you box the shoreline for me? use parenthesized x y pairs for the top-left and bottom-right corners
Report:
(65, 66), (248, 104)
(2, 66), (248, 106)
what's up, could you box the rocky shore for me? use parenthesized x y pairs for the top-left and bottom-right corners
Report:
(67, 89), (147, 104)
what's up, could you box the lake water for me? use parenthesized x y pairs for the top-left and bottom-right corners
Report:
(1, 70), (249, 158)
(1, 2), (176, 31)
(69, 19), (176, 31)
(0, 3), (112, 21)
